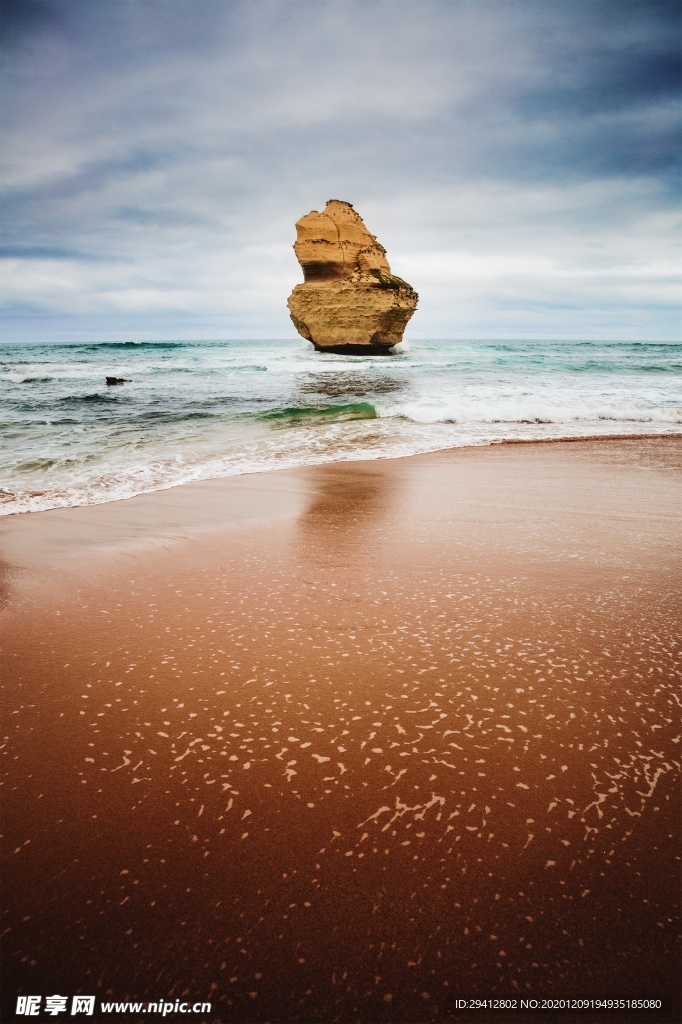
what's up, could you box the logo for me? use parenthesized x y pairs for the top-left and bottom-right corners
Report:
(16, 996), (95, 1016)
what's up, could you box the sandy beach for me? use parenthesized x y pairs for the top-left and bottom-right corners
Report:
(1, 438), (680, 1023)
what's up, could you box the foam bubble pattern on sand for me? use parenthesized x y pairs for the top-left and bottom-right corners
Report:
(2, 533), (679, 1017)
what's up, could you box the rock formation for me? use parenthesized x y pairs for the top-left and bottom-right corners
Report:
(287, 200), (418, 354)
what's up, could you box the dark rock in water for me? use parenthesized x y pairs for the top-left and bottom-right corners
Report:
(106, 377), (131, 386)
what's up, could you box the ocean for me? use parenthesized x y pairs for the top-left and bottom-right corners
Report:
(1, 338), (680, 516)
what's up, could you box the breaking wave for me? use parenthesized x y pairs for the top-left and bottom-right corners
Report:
(259, 402), (377, 423)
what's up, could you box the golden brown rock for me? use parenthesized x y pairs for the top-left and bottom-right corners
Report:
(287, 200), (418, 354)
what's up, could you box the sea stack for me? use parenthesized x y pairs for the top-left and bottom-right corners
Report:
(287, 200), (418, 354)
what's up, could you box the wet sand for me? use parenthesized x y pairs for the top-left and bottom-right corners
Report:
(1, 438), (680, 1023)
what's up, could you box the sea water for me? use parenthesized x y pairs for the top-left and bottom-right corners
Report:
(1, 338), (680, 516)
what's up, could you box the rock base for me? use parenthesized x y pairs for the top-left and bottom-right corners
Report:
(311, 342), (398, 356)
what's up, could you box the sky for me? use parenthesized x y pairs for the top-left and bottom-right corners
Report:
(1, 0), (680, 343)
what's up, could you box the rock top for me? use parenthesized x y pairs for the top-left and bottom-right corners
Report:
(287, 200), (418, 354)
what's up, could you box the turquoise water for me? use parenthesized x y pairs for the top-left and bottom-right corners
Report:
(1, 338), (680, 515)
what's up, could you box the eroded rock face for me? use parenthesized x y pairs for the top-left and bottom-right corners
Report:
(287, 200), (418, 354)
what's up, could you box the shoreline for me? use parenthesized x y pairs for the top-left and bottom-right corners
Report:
(1, 437), (680, 1022)
(2, 435), (681, 576)
(2, 429), (680, 522)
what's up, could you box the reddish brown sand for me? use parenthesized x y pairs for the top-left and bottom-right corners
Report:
(1, 439), (680, 1024)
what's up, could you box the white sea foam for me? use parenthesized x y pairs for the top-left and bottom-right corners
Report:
(380, 396), (682, 425)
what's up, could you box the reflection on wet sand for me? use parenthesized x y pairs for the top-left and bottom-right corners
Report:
(296, 464), (399, 568)
(1, 441), (680, 1023)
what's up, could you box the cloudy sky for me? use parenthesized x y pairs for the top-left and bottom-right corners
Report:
(1, 0), (680, 342)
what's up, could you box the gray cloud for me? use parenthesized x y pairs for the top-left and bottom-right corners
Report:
(0, 0), (66, 45)
(1, 0), (680, 341)
(0, 244), (117, 261)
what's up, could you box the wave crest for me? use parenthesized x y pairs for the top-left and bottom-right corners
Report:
(259, 402), (377, 423)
